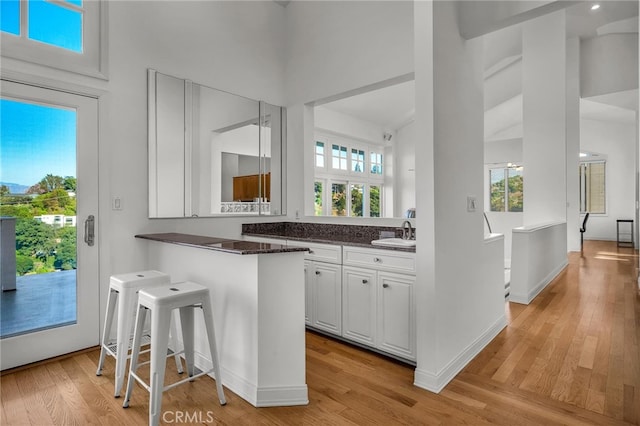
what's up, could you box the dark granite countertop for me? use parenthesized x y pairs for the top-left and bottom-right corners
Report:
(242, 222), (416, 253)
(135, 233), (309, 255)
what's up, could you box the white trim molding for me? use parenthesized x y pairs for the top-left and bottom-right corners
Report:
(413, 315), (507, 393)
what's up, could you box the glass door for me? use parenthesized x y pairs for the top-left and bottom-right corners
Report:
(0, 80), (99, 370)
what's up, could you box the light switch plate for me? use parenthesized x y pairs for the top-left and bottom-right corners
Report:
(112, 196), (123, 210)
(467, 196), (476, 212)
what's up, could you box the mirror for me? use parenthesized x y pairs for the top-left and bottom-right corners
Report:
(309, 76), (415, 219)
(148, 70), (285, 218)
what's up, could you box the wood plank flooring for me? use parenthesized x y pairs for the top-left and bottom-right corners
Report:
(2, 240), (638, 425)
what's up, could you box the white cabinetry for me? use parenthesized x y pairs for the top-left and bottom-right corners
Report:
(342, 266), (376, 346)
(377, 272), (415, 360)
(306, 260), (342, 335)
(288, 241), (343, 337)
(342, 246), (416, 361)
(244, 235), (416, 361)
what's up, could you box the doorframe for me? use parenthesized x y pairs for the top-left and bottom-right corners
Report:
(0, 76), (103, 370)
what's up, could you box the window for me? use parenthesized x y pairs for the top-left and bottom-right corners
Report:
(350, 183), (363, 217)
(370, 151), (383, 175)
(579, 161), (605, 214)
(2, 0), (83, 52)
(489, 165), (523, 212)
(314, 180), (323, 216)
(315, 141), (325, 168)
(332, 144), (348, 171)
(331, 182), (347, 216)
(1, 0), (104, 77)
(369, 185), (381, 217)
(351, 149), (364, 173)
(314, 133), (385, 217)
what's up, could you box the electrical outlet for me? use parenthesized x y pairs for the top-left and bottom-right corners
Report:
(467, 196), (476, 212)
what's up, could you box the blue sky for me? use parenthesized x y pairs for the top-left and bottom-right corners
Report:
(1, 0), (83, 53)
(1, 99), (76, 188)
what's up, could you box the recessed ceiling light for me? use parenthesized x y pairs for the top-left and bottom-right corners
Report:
(591, 4), (600, 10)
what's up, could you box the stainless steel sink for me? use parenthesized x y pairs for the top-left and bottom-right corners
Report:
(370, 238), (416, 247)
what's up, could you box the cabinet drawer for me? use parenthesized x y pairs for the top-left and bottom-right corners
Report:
(286, 240), (342, 264)
(343, 246), (415, 273)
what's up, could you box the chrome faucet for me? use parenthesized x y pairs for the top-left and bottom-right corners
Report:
(401, 220), (413, 240)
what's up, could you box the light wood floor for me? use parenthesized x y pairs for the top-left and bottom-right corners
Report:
(2, 240), (638, 425)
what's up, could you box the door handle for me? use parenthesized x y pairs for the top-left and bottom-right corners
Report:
(84, 215), (95, 247)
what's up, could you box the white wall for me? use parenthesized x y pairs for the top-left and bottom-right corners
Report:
(414, 1), (505, 393)
(0, 1), (289, 341)
(395, 121), (416, 217)
(522, 10), (567, 225)
(581, 33), (639, 98)
(284, 0), (414, 225)
(284, 1), (414, 107)
(580, 116), (636, 241)
(98, 1), (287, 327)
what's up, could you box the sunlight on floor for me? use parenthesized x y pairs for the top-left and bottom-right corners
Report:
(594, 251), (636, 262)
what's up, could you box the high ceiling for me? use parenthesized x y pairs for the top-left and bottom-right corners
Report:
(319, 1), (637, 136)
(318, 80), (415, 132)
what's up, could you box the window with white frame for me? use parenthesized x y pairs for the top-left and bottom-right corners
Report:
(315, 141), (325, 168)
(331, 143), (348, 171)
(351, 148), (365, 173)
(579, 161), (605, 214)
(370, 151), (383, 175)
(489, 165), (523, 212)
(1, 0), (105, 77)
(314, 133), (384, 217)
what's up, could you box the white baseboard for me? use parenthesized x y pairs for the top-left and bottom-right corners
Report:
(413, 314), (507, 393)
(510, 260), (567, 305)
(192, 351), (308, 407)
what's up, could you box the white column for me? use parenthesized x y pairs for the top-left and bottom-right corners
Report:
(414, 0), (505, 393)
(522, 11), (567, 224)
(566, 37), (581, 252)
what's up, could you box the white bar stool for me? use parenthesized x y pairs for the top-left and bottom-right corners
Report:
(96, 270), (183, 397)
(123, 281), (226, 426)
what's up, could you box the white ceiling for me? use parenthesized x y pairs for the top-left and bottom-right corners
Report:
(318, 1), (637, 136)
(484, 92), (637, 141)
(319, 80), (415, 131)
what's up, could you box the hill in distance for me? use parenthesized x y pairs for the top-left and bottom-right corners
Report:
(0, 182), (30, 194)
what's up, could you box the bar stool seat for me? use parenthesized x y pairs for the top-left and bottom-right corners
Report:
(123, 281), (226, 426)
(96, 270), (183, 397)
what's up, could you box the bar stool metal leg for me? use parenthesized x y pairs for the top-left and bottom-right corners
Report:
(97, 270), (184, 398)
(169, 313), (184, 375)
(96, 288), (118, 377)
(123, 282), (226, 426)
(114, 285), (138, 397)
(201, 297), (226, 405)
(123, 305), (147, 409)
(179, 306), (195, 378)
(149, 304), (172, 426)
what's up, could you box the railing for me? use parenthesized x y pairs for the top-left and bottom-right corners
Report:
(0, 217), (17, 291)
(510, 221), (567, 304)
(220, 202), (270, 214)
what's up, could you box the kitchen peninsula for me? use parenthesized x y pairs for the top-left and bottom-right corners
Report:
(135, 233), (309, 408)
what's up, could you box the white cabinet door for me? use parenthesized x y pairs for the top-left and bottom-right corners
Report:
(377, 272), (415, 360)
(304, 261), (312, 325)
(311, 262), (342, 335)
(342, 266), (377, 346)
